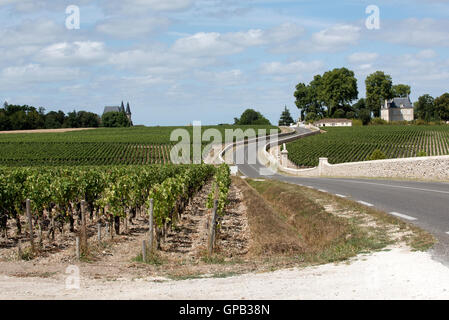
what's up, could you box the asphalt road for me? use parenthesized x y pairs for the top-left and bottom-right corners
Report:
(231, 127), (449, 264)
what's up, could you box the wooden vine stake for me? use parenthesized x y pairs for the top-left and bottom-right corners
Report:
(80, 200), (88, 254)
(207, 200), (218, 256)
(75, 236), (80, 260)
(148, 199), (154, 253)
(142, 240), (147, 263)
(26, 199), (35, 253)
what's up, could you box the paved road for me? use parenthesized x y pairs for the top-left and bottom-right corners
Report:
(231, 127), (449, 264)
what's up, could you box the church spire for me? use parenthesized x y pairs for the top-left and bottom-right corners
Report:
(120, 101), (125, 113)
(126, 102), (131, 115)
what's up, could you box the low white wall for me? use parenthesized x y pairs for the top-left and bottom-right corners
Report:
(273, 154), (449, 181)
(259, 130), (449, 181)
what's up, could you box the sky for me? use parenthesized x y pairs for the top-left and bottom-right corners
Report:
(1, 0), (449, 126)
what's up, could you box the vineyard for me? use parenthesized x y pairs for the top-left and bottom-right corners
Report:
(287, 125), (449, 167)
(0, 125), (278, 166)
(0, 163), (231, 259)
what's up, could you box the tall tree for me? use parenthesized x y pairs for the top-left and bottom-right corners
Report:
(294, 76), (325, 121)
(365, 71), (393, 117)
(392, 84), (411, 97)
(434, 93), (449, 121)
(278, 106), (295, 126)
(319, 67), (358, 117)
(102, 111), (131, 127)
(234, 109), (271, 125)
(415, 94), (436, 121)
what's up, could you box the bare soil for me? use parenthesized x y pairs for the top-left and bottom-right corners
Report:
(0, 179), (253, 281)
(0, 128), (96, 134)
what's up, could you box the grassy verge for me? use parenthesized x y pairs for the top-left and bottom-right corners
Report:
(237, 178), (434, 266)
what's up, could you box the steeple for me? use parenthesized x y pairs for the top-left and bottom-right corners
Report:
(120, 101), (125, 113)
(126, 102), (131, 115)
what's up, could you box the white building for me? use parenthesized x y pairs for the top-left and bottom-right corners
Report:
(381, 97), (414, 122)
(314, 118), (353, 127)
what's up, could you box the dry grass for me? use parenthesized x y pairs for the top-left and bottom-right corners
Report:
(238, 177), (434, 265)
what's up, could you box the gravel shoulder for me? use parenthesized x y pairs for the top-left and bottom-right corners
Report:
(1, 245), (448, 300)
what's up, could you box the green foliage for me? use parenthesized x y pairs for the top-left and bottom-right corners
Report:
(370, 117), (388, 125)
(434, 93), (449, 121)
(368, 149), (386, 161)
(278, 106), (295, 126)
(0, 165), (215, 233)
(0, 104), (100, 131)
(417, 150), (427, 157)
(392, 84), (411, 98)
(0, 125), (278, 167)
(295, 69), (358, 119)
(207, 164), (231, 217)
(319, 68), (358, 117)
(415, 94), (437, 122)
(365, 71), (393, 118)
(234, 109), (271, 125)
(101, 111), (131, 128)
(286, 125), (449, 167)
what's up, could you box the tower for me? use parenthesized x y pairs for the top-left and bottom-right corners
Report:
(126, 102), (133, 126)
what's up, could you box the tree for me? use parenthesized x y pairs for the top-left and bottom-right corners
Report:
(365, 71), (393, 117)
(392, 84), (411, 98)
(294, 75), (325, 120)
(319, 67), (358, 117)
(415, 94), (436, 122)
(101, 111), (131, 127)
(45, 111), (66, 129)
(435, 93), (449, 121)
(234, 109), (271, 125)
(278, 106), (295, 126)
(77, 111), (101, 127)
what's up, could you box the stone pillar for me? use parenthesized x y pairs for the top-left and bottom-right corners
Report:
(318, 157), (329, 176)
(281, 144), (289, 167)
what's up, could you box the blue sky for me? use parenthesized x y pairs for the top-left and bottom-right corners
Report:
(1, 0), (449, 125)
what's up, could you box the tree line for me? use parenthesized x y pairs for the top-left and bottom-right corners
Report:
(293, 68), (449, 124)
(0, 102), (131, 131)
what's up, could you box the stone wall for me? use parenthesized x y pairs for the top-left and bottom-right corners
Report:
(261, 144), (449, 181)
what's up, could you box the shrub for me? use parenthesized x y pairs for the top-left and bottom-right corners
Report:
(417, 151), (427, 157)
(370, 118), (388, 125)
(368, 149), (386, 161)
(352, 119), (363, 126)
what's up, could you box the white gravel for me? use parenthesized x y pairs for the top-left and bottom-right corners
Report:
(1, 246), (448, 300)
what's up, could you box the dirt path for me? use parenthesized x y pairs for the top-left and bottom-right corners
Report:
(0, 128), (96, 134)
(1, 245), (448, 300)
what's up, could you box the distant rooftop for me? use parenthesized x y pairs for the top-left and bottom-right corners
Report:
(314, 118), (353, 124)
(384, 97), (413, 109)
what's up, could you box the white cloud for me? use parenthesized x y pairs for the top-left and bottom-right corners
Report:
(416, 49), (437, 59)
(260, 60), (324, 75)
(172, 32), (243, 56)
(376, 18), (449, 47)
(0, 64), (80, 84)
(101, 0), (194, 14)
(96, 16), (171, 38)
(348, 52), (379, 64)
(172, 23), (304, 57)
(37, 41), (108, 66)
(0, 20), (65, 47)
(310, 24), (361, 51)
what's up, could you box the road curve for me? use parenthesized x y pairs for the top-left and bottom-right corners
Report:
(230, 127), (449, 264)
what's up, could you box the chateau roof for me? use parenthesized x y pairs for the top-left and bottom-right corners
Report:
(103, 106), (122, 114)
(384, 97), (413, 109)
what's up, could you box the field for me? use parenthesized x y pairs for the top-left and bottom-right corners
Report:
(0, 125), (278, 166)
(287, 125), (449, 167)
(0, 164), (231, 259)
